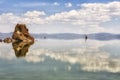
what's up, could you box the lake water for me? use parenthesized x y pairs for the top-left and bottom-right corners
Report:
(0, 39), (120, 80)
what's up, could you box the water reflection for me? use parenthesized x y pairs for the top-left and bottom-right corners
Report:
(24, 40), (120, 73)
(0, 39), (120, 73)
(25, 47), (120, 73)
(12, 41), (34, 58)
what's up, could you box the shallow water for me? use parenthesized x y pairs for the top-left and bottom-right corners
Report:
(0, 39), (120, 80)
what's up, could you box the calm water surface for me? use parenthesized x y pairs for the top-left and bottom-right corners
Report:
(0, 39), (120, 80)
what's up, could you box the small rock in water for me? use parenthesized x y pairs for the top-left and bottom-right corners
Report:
(0, 39), (2, 42)
(3, 37), (12, 43)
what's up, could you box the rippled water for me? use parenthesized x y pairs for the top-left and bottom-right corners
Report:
(0, 39), (120, 80)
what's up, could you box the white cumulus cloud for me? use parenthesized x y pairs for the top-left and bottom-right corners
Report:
(53, 2), (60, 6)
(13, 2), (48, 7)
(24, 10), (46, 17)
(65, 2), (72, 7)
(0, 1), (120, 33)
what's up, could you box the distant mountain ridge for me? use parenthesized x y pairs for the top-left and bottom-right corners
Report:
(0, 32), (120, 41)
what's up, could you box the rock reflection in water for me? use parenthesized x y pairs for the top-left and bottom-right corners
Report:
(2, 23), (35, 57)
(12, 41), (34, 58)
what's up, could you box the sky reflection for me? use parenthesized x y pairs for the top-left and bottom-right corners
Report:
(0, 39), (120, 73)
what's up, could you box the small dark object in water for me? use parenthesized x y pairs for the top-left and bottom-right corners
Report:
(85, 35), (88, 41)
(0, 39), (2, 42)
(44, 36), (46, 39)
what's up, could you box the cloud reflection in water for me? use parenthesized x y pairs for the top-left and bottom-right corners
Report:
(0, 40), (120, 73)
(25, 40), (120, 73)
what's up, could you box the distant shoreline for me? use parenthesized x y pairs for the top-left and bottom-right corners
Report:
(1, 32), (120, 41)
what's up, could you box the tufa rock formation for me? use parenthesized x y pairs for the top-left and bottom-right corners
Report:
(12, 24), (34, 43)
(3, 24), (34, 58)
(3, 24), (34, 43)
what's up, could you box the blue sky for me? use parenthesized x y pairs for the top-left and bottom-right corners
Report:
(0, 0), (118, 14)
(0, 0), (120, 33)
